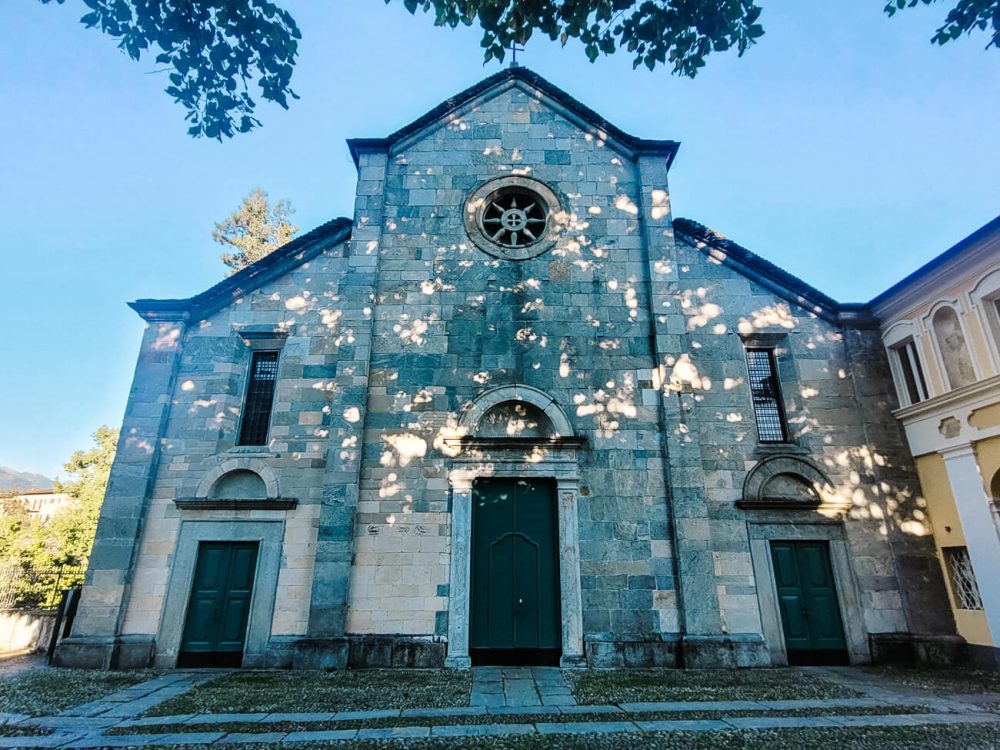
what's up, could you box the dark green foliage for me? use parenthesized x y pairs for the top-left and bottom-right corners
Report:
(38, 1), (999, 140)
(886, 0), (1000, 50)
(39, 0), (301, 139)
(390, 0), (765, 76)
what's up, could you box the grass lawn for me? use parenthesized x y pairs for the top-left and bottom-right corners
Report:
(0, 668), (152, 717)
(147, 669), (473, 716)
(138, 724), (1000, 749)
(566, 668), (859, 704)
(865, 666), (1000, 696)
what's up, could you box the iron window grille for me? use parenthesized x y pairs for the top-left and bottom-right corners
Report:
(745, 348), (789, 443)
(238, 351), (279, 446)
(943, 546), (983, 610)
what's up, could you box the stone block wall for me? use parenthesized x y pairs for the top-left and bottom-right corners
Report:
(118, 238), (352, 647)
(347, 83), (678, 648)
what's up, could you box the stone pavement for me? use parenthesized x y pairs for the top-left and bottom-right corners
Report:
(471, 667), (576, 707)
(1, 667), (999, 748)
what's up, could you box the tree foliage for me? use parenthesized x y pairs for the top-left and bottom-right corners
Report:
(40, 0), (301, 139)
(41, 0), (1000, 139)
(213, 188), (298, 274)
(0, 427), (118, 571)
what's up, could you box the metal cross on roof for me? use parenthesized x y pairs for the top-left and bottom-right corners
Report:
(509, 41), (525, 67)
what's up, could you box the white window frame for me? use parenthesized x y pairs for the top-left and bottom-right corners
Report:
(970, 268), (1000, 375)
(883, 321), (929, 406)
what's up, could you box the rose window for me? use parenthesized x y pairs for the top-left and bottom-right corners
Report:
(480, 188), (549, 249)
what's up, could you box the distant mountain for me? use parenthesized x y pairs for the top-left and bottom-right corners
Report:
(0, 466), (53, 491)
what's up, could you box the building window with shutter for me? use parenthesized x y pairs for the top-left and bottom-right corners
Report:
(943, 546), (983, 610)
(890, 339), (929, 406)
(238, 350), (279, 446)
(745, 347), (789, 444)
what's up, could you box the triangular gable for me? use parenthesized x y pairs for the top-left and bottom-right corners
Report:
(673, 218), (873, 326)
(348, 66), (679, 168)
(129, 217), (353, 322)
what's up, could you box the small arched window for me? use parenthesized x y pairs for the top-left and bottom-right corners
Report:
(932, 307), (976, 390)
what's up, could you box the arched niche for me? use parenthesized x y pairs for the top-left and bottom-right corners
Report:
(210, 470), (267, 500)
(740, 455), (840, 510)
(931, 305), (977, 389)
(179, 458), (295, 510)
(991, 469), (1000, 517)
(460, 385), (573, 438)
(477, 401), (555, 438)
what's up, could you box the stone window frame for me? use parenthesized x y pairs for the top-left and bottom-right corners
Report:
(154, 519), (285, 668)
(941, 546), (984, 611)
(970, 268), (1000, 374)
(230, 328), (289, 453)
(738, 333), (802, 449)
(748, 521), (870, 666)
(921, 299), (982, 392)
(463, 176), (564, 261)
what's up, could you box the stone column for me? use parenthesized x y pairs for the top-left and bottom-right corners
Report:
(444, 480), (473, 668)
(636, 154), (729, 666)
(296, 149), (388, 669)
(941, 443), (1000, 640)
(55, 316), (187, 669)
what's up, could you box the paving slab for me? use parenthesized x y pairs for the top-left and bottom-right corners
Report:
(635, 719), (732, 732)
(620, 700), (763, 713)
(115, 714), (197, 727)
(217, 732), (289, 744)
(431, 723), (537, 737)
(401, 706), (487, 718)
(487, 705), (561, 716)
(283, 729), (358, 742)
(355, 726), (432, 739)
(261, 712), (336, 723)
(536, 721), (638, 735)
(184, 712), (268, 725)
(724, 716), (841, 729)
(333, 709), (400, 721)
(559, 704), (622, 714)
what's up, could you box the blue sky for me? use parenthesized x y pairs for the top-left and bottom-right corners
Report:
(1, 0), (998, 478)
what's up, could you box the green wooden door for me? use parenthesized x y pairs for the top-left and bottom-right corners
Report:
(470, 478), (560, 664)
(770, 540), (848, 665)
(179, 541), (259, 667)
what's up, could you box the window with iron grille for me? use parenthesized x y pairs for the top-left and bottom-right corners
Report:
(943, 546), (983, 610)
(745, 348), (789, 443)
(238, 351), (279, 446)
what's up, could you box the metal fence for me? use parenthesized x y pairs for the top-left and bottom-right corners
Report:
(0, 563), (86, 610)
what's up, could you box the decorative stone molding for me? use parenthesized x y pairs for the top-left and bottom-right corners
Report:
(459, 384), (574, 437)
(464, 176), (563, 261)
(195, 458), (280, 500)
(739, 454), (843, 510)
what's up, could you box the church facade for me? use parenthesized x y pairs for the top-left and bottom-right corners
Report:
(56, 68), (961, 670)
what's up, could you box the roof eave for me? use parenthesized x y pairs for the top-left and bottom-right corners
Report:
(129, 217), (353, 324)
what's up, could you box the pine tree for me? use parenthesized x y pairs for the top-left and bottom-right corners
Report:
(213, 188), (298, 275)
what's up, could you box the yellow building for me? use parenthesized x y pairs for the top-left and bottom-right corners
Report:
(873, 216), (1000, 669)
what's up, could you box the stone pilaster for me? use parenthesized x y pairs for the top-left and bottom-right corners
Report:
(55, 316), (186, 669)
(636, 155), (728, 664)
(941, 444), (1000, 639)
(296, 149), (388, 668)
